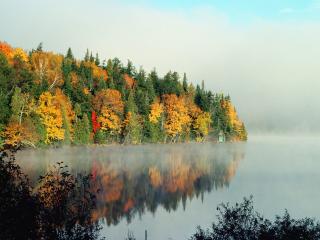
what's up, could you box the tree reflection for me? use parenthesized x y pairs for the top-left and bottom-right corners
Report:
(0, 149), (103, 240)
(15, 143), (245, 227)
(87, 144), (245, 225)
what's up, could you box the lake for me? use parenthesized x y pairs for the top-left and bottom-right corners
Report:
(16, 136), (320, 240)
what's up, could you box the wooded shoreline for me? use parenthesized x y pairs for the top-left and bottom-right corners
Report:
(0, 41), (247, 149)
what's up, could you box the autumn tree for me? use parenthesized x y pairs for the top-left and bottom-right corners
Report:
(10, 87), (34, 124)
(193, 112), (212, 142)
(0, 40), (248, 145)
(54, 88), (75, 144)
(36, 91), (64, 143)
(0, 41), (14, 61)
(12, 48), (28, 63)
(123, 74), (135, 89)
(2, 119), (39, 147)
(30, 51), (64, 90)
(97, 107), (122, 141)
(92, 89), (124, 114)
(1, 87), (40, 147)
(220, 98), (247, 141)
(149, 100), (164, 124)
(162, 94), (190, 142)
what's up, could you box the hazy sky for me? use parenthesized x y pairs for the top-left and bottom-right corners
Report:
(1, 0), (320, 133)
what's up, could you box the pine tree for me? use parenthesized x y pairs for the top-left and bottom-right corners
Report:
(89, 52), (94, 62)
(66, 47), (74, 59)
(95, 53), (100, 66)
(74, 114), (90, 144)
(36, 42), (43, 52)
(84, 49), (89, 62)
(183, 73), (188, 93)
(62, 108), (71, 145)
(123, 91), (141, 144)
(97, 78), (107, 90)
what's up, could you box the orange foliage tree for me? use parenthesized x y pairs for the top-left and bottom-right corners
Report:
(92, 89), (124, 114)
(123, 74), (135, 89)
(0, 41), (13, 60)
(0, 42), (28, 64)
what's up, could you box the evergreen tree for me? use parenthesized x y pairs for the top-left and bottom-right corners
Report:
(125, 60), (136, 76)
(0, 54), (12, 124)
(36, 42), (43, 52)
(95, 53), (100, 66)
(0, 92), (10, 125)
(84, 49), (90, 62)
(59, 107), (71, 145)
(62, 58), (73, 97)
(66, 47), (74, 59)
(183, 73), (188, 93)
(123, 91), (141, 144)
(149, 69), (160, 95)
(89, 52), (94, 63)
(158, 71), (183, 96)
(97, 78), (107, 91)
(143, 119), (163, 143)
(74, 114), (90, 145)
(63, 76), (72, 98)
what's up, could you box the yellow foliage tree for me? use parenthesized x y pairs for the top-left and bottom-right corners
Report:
(221, 99), (247, 141)
(2, 123), (23, 147)
(2, 120), (39, 147)
(54, 89), (75, 142)
(31, 52), (64, 89)
(162, 94), (191, 141)
(97, 107), (122, 136)
(13, 48), (28, 62)
(149, 100), (164, 124)
(54, 89), (75, 126)
(83, 61), (108, 86)
(36, 92), (64, 143)
(193, 112), (212, 142)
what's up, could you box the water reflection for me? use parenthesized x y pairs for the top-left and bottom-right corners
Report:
(16, 143), (245, 226)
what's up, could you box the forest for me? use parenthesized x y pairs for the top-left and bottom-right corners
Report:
(0, 41), (247, 148)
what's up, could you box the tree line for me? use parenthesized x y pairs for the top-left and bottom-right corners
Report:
(0, 41), (247, 148)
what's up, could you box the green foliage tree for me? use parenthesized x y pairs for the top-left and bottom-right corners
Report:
(74, 114), (90, 145)
(123, 91), (141, 144)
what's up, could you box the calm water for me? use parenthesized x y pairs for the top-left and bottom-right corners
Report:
(16, 136), (320, 240)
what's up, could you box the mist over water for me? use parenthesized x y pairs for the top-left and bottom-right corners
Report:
(15, 137), (320, 240)
(16, 143), (245, 239)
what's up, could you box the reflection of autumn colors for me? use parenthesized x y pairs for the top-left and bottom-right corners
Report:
(86, 144), (245, 225)
(16, 143), (245, 226)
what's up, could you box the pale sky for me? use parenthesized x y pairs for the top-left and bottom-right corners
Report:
(1, 0), (320, 133)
